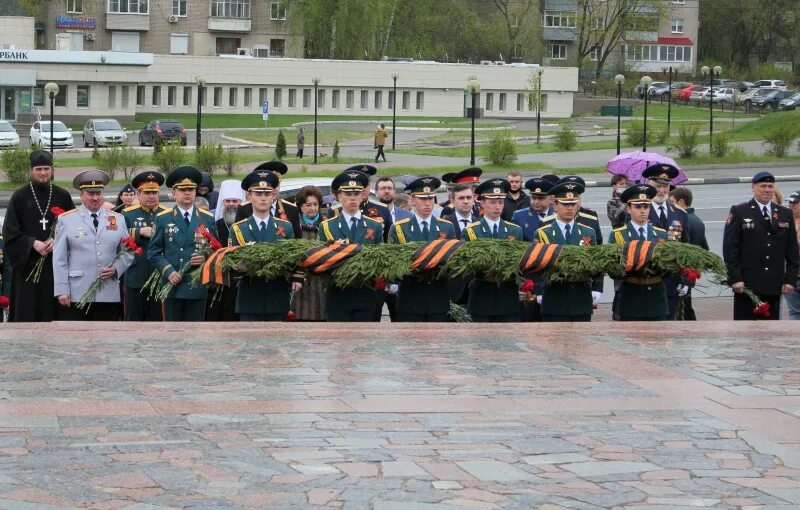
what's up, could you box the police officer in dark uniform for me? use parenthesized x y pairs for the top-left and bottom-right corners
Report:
(235, 161), (302, 238)
(121, 171), (169, 321)
(389, 176), (456, 322)
(512, 178), (554, 242)
(723, 171), (799, 320)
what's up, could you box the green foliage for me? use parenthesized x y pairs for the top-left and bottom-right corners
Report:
(669, 123), (700, 158)
(332, 139), (340, 162)
(119, 145), (145, 180)
(710, 131), (732, 157)
(152, 141), (186, 175)
(484, 130), (518, 166)
(195, 142), (224, 175)
(153, 136), (164, 155)
(655, 127), (671, 145)
(763, 124), (798, 158)
(221, 147), (240, 177)
(554, 125), (578, 151)
(625, 122), (653, 147)
(274, 130), (287, 161)
(0, 146), (33, 185)
(94, 146), (122, 181)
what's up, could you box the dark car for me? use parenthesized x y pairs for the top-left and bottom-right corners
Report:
(752, 90), (795, 111)
(138, 120), (187, 146)
(779, 92), (800, 111)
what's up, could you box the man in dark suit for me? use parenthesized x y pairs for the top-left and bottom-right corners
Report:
(723, 171), (799, 320)
(234, 161), (302, 239)
(669, 186), (708, 320)
(440, 167), (483, 218)
(443, 183), (479, 305)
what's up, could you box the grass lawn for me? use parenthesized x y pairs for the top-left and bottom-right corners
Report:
(227, 129), (369, 145)
(398, 138), (630, 158)
(672, 153), (800, 166)
(47, 152), (364, 169)
(630, 103), (761, 120)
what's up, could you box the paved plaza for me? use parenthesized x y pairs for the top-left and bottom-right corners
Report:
(1, 322), (800, 509)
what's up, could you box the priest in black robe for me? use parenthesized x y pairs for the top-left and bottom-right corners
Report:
(1, 150), (75, 322)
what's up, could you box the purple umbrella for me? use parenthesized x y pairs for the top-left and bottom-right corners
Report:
(606, 151), (687, 185)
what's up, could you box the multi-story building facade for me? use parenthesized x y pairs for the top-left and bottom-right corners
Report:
(38, 0), (303, 58)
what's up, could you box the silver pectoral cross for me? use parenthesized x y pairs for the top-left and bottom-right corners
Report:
(39, 218), (48, 231)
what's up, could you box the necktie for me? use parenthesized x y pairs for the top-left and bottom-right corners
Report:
(350, 217), (358, 241)
(638, 226), (645, 240)
(184, 211), (190, 225)
(492, 223), (498, 238)
(460, 219), (468, 227)
(260, 220), (266, 231)
(421, 220), (429, 239)
(659, 206), (667, 227)
(91, 213), (98, 230)
(762, 206), (770, 222)
(564, 223), (571, 240)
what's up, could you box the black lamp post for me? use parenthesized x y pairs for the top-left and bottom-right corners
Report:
(702, 65), (722, 150)
(391, 73), (398, 150)
(536, 70), (543, 144)
(312, 77), (320, 164)
(614, 74), (625, 155)
(467, 78), (480, 166)
(195, 77), (205, 148)
(666, 66), (673, 134)
(640, 75), (653, 152)
(44, 82), (59, 156)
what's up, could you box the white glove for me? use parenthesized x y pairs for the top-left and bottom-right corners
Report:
(592, 291), (603, 305)
(677, 284), (689, 297)
(535, 295), (543, 305)
(387, 284), (399, 295)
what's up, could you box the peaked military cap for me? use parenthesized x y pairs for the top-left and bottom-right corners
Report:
(621, 184), (657, 204)
(131, 171), (165, 192)
(524, 177), (554, 197)
(540, 174), (560, 184)
(475, 178), (509, 199)
(242, 169), (280, 192)
(332, 170), (370, 192)
(549, 181), (585, 204)
(642, 164), (679, 185)
(558, 175), (585, 186)
(751, 171), (775, 184)
(73, 170), (111, 191)
(254, 161), (289, 176)
(450, 167), (482, 184)
(346, 164), (377, 177)
(404, 176), (441, 198)
(166, 165), (203, 189)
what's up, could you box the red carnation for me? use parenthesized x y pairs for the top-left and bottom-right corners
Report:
(373, 277), (386, 292)
(285, 310), (296, 321)
(520, 279), (535, 293)
(202, 230), (213, 241)
(0, 295), (9, 309)
(135, 248), (144, 256)
(50, 206), (66, 216)
(681, 268), (701, 285)
(209, 238), (223, 251)
(753, 302), (771, 318)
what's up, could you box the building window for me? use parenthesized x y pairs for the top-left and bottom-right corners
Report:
(269, 1), (286, 20)
(259, 87), (268, 106)
(589, 46), (601, 61)
(108, 86), (116, 108)
(374, 90), (382, 109)
(270, 39), (285, 58)
(402, 91), (410, 110)
(121, 85), (129, 108)
(345, 90), (354, 109)
(302, 88), (310, 108)
(151, 85), (161, 106)
(671, 18), (684, 34)
(288, 89), (296, 108)
(244, 87), (252, 107)
(498, 93), (506, 111)
(67, 0), (83, 13)
(273, 88), (282, 108)
(330, 90), (339, 109)
(33, 86), (43, 107)
(229, 87), (237, 107)
(210, 0), (250, 18)
(55, 85), (68, 107)
(360, 90), (368, 109)
(167, 86), (176, 106)
(317, 89), (325, 108)
(216, 37), (241, 55)
(543, 10), (576, 28)
(540, 94), (548, 112)
(485, 93), (494, 111)
(213, 86), (222, 107)
(550, 44), (567, 60)
(416, 91), (424, 110)
(516, 93), (524, 111)
(591, 15), (604, 30)
(107, 0), (149, 14)
(136, 85), (144, 106)
(170, 34), (188, 54)
(683, 46), (692, 62)
(671, 0), (685, 3)
(172, 0), (187, 16)
(111, 31), (139, 52)
(183, 86), (191, 106)
(387, 90), (394, 109)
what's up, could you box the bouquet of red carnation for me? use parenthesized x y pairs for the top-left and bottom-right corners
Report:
(681, 268), (701, 286)
(76, 236), (141, 312)
(0, 295), (9, 309)
(26, 206), (67, 284)
(372, 276), (387, 292)
(156, 223), (222, 301)
(519, 278), (536, 303)
(743, 288), (770, 319)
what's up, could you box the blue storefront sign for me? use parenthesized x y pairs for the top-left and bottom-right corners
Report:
(56, 16), (97, 29)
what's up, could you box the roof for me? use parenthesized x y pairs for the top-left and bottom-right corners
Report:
(625, 36), (694, 46)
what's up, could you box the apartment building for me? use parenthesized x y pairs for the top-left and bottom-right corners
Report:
(38, 0), (303, 58)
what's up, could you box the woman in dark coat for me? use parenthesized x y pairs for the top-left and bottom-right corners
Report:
(291, 186), (327, 321)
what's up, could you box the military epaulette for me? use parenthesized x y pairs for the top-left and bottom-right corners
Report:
(158, 205), (170, 211)
(653, 226), (666, 232)
(199, 208), (214, 217)
(394, 217), (411, 226)
(578, 211), (598, 220)
(60, 209), (78, 217)
(231, 218), (249, 227)
(577, 222), (595, 232)
(280, 198), (295, 206)
(436, 217), (453, 224)
(363, 215), (382, 224)
(541, 214), (556, 222)
(123, 204), (142, 213)
(274, 216), (292, 225)
(156, 208), (172, 217)
(612, 226), (627, 232)
(466, 221), (482, 228)
(505, 220), (520, 228)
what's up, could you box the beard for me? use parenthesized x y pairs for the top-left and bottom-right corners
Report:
(223, 207), (238, 226)
(378, 195), (393, 205)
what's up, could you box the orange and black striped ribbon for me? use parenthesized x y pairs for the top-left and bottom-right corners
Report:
(411, 239), (465, 271)
(200, 246), (241, 285)
(518, 242), (564, 275)
(299, 241), (362, 273)
(623, 240), (656, 272)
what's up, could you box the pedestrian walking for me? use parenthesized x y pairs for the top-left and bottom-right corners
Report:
(296, 127), (305, 158)
(374, 124), (389, 163)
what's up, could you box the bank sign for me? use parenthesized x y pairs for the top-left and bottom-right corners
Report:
(0, 51), (29, 61)
(56, 16), (97, 29)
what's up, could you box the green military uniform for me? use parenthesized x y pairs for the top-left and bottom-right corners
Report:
(608, 185), (669, 321)
(461, 179), (524, 323)
(147, 166), (219, 322)
(535, 181), (598, 322)
(121, 171), (168, 321)
(229, 170), (296, 321)
(388, 176), (456, 322)
(319, 170), (384, 322)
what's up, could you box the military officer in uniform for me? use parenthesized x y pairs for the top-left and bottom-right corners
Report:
(229, 170), (300, 321)
(319, 170), (384, 321)
(53, 170), (134, 321)
(513, 177), (554, 242)
(147, 166), (219, 322)
(461, 179), (524, 322)
(723, 171), (799, 320)
(389, 176), (456, 321)
(547, 176), (603, 246)
(235, 161), (302, 238)
(535, 181), (599, 322)
(329, 165), (393, 241)
(121, 171), (169, 321)
(440, 167), (483, 218)
(609, 185), (669, 321)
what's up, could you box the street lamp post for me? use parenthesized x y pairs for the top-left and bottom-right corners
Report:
(536, 70), (543, 144)
(702, 65), (722, 150)
(195, 76), (205, 148)
(43, 82), (59, 156)
(467, 78), (480, 166)
(640, 75), (653, 152)
(391, 73), (398, 150)
(666, 66), (673, 134)
(312, 77), (320, 164)
(614, 74), (625, 155)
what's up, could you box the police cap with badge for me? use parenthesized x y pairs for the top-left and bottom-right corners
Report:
(241, 169), (280, 192)
(642, 164), (679, 185)
(404, 176), (441, 198)
(332, 170), (370, 193)
(132, 171), (165, 192)
(346, 164), (377, 178)
(475, 178), (509, 199)
(751, 171), (775, 184)
(166, 165), (203, 189)
(621, 184), (657, 204)
(73, 170), (111, 191)
(524, 177), (554, 197)
(449, 167), (482, 185)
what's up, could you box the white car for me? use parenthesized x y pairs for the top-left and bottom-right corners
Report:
(83, 118), (126, 147)
(689, 87), (711, 101)
(710, 88), (737, 103)
(752, 79), (787, 91)
(30, 121), (74, 149)
(0, 120), (20, 149)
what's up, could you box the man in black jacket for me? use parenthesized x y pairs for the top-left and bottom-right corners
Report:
(723, 171), (799, 320)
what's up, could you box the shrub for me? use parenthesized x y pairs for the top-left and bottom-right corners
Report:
(274, 130), (287, 161)
(152, 140), (186, 175)
(553, 125), (577, 151)
(94, 146), (122, 181)
(1, 146), (32, 184)
(484, 130), (518, 165)
(655, 127), (671, 145)
(709, 131), (732, 157)
(332, 140), (340, 162)
(194, 142), (224, 175)
(763, 124), (798, 158)
(153, 136), (164, 154)
(625, 121), (653, 147)
(119, 145), (145, 180)
(221, 147), (240, 176)
(669, 123), (700, 158)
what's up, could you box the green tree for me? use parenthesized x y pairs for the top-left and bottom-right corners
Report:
(275, 130), (287, 161)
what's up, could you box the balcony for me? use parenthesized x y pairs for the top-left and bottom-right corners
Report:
(625, 31), (659, 42)
(208, 17), (251, 32)
(106, 13), (149, 31)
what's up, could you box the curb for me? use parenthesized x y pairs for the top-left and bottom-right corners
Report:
(578, 174), (800, 187)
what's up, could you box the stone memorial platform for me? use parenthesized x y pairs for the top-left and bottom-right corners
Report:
(1, 322), (800, 509)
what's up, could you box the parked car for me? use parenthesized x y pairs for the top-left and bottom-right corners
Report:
(752, 79), (787, 90)
(738, 87), (772, 108)
(710, 88), (737, 103)
(752, 89), (795, 111)
(30, 121), (74, 148)
(647, 82), (671, 97)
(83, 118), (126, 147)
(675, 84), (704, 102)
(138, 120), (187, 146)
(778, 92), (800, 111)
(700, 78), (733, 87)
(0, 120), (20, 149)
(689, 86), (711, 102)
(724, 80), (753, 92)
